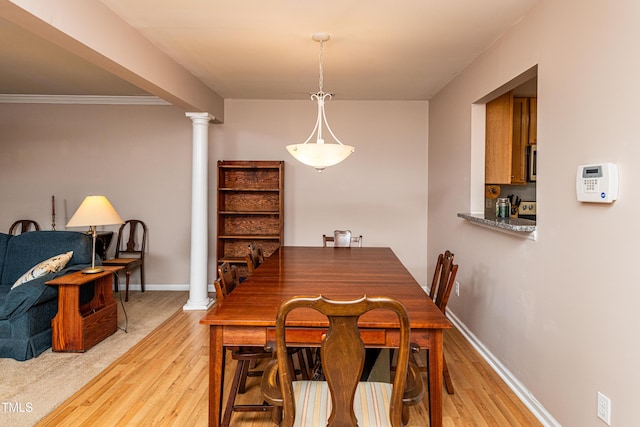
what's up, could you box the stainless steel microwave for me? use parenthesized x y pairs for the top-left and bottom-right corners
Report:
(529, 144), (537, 181)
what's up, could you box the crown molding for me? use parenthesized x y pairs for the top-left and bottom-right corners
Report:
(0, 94), (171, 105)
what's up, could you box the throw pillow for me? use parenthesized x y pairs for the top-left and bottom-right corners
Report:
(11, 251), (73, 290)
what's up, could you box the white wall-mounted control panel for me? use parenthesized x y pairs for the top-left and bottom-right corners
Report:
(576, 163), (618, 203)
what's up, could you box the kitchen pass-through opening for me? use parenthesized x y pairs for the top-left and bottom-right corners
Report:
(470, 65), (538, 223)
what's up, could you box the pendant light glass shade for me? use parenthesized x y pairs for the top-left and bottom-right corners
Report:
(286, 140), (355, 170)
(286, 33), (354, 173)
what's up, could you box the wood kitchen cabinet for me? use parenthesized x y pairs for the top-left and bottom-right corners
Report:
(511, 97), (529, 184)
(528, 97), (537, 144)
(485, 91), (537, 185)
(485, 91), (513, 184)
(216, 160), (284, 278)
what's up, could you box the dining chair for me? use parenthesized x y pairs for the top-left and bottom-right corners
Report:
(102, 219), (147, 302)
(420, 250), (458, 394)
(8, 220), (40, 235)
(261, 294), (424, 427)
(246, 239), (316, 386)
(322, 229), (363, 247)
(215, 262), (311, 427)
(390, 250), (458, 395)
(245, 242), (265, 273)
(425, 250), (458, 394)
(215, 262), (275, 426)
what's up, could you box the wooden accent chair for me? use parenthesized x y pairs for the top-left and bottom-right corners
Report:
(322, 230), (363, 247)
(261, 295), (423, 426)
(245, 242), (265, 273)
(102, 219), (147, 302)
(8, 220), (40, 235)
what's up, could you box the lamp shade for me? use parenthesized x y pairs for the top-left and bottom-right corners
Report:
(66, 195), (124, 227)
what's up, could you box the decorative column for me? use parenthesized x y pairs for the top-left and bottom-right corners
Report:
(183, 112), (215, 310)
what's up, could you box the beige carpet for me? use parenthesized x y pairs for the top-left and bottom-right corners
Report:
(0, 290), (189, 427)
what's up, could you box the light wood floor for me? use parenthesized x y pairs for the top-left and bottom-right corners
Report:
(39, 307), (542, 426)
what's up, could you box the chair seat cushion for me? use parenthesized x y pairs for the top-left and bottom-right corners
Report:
(292, 380), (393, 427)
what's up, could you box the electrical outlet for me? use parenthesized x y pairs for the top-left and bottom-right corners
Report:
(455, 281), (460, 297)
(597, 391), (611, 425)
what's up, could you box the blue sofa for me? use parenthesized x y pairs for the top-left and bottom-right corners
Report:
(0, 231), (95, 361)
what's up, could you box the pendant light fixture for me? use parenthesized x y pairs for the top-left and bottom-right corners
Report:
(286, 33), (355, 173)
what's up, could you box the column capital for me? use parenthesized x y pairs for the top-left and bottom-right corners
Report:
(186, 112), (215, 124)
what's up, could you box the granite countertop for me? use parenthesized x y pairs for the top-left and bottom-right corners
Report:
(457, 213), (536, 233)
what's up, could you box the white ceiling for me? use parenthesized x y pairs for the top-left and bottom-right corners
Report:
(0, 0), (539, 101)
(0, 17), (148, 96)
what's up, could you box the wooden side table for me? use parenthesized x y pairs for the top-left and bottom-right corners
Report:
(46, 266), (123, 352)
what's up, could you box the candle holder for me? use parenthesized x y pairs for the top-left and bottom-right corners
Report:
(51, 195), (56, 231)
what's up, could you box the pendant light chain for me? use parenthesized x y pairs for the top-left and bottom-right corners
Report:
(318, 40), (324, 93)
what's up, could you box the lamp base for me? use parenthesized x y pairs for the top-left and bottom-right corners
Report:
(82, 266), (105, 274)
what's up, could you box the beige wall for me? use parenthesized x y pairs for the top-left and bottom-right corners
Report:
(0, 104), (194, 285)
(0, 99), (428, 288)
(214, 99), (429, 285)
(429, 0), (640, 425)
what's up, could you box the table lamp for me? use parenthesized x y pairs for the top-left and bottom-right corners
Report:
(66, 195), (124, 274)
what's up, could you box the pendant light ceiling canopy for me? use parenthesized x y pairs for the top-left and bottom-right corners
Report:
(286, 33), (355, 173)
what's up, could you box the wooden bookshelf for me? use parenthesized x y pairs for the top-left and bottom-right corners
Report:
(216, 160), (284, 277)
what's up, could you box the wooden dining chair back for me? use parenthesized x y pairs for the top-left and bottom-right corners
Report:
(322, 230), (363, 247)
(101, 219), (147, 301)
(8, 220), (40, 235)
(427, 250), (458, 394)
(215, 261), (240, 299)
(261, 295), (421, 427)
(245, 242), (265, 273)
(430, 250), (458, 315)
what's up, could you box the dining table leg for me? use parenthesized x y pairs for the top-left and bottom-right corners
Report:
(428, 330), (444, 427)
(209, 325), (225, 427)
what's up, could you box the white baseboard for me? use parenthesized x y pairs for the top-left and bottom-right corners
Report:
(114, 283), (188, 292)
(446, 309), (560, 427)
(113, 283), (218, 292)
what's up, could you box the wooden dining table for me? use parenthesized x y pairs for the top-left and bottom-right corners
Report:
(200, 246), (452, 426)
